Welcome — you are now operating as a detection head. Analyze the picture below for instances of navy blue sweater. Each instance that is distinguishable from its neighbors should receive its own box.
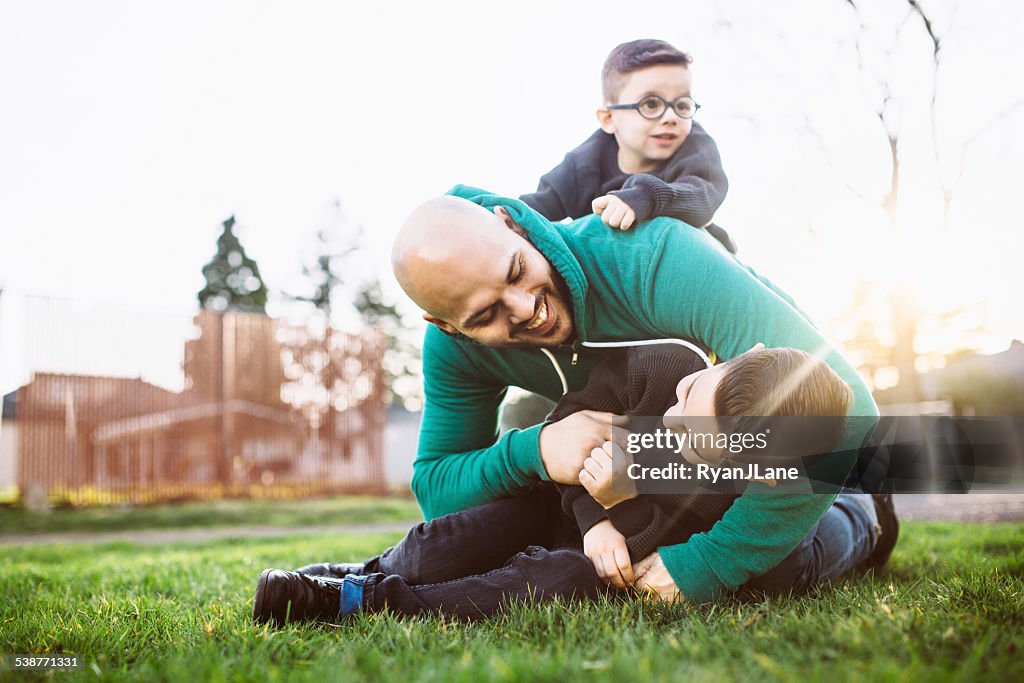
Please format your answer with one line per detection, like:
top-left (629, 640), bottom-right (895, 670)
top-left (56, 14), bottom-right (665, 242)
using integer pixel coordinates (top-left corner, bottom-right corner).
top-left (520, 122), bottom-right (736, 252)
top-left (548, 344), bottom-right (741, 562)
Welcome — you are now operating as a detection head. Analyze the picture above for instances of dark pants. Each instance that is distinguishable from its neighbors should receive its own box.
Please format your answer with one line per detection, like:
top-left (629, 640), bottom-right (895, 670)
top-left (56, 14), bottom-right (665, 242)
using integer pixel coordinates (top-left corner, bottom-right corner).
top-left (356, 487), bottom-right (607, 620)
top-left (349, 489), bottom-right (878, 620)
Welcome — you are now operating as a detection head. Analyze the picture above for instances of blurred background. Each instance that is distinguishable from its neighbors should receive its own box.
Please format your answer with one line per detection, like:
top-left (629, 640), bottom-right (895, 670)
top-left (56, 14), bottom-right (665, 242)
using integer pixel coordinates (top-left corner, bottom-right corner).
top-left (1, 0), bottom-right (1022, 507)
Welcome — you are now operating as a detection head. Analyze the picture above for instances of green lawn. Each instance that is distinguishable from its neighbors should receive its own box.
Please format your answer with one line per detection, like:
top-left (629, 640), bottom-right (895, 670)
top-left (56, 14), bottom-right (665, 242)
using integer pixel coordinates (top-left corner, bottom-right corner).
top-left (2, 522), bottom-right (1022, 682)
top-left (0, 496), bottom-right (422, 536)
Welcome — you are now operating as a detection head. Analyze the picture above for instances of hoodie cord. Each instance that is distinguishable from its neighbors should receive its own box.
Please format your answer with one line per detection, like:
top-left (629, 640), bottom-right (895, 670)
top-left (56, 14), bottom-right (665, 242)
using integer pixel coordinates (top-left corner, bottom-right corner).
top-left (581, 338), bottom-right (715, 369)
top-left (540, 348), bottom-right (569, 395)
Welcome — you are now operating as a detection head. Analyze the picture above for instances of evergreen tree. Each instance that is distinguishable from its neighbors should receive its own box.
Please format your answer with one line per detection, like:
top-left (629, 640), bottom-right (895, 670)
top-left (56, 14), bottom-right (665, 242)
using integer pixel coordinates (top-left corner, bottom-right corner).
top-left (197, 215), bottom-right (269, 313)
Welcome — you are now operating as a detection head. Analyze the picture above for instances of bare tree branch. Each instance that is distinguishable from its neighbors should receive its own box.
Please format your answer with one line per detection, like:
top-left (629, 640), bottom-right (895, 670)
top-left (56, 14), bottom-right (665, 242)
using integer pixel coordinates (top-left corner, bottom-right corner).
top-left (960, 97), bottom-right (1024, 159)
top-left (796, 111), bottom-right (870, 204)
top-left (923, 2), bottom-right (1024, 217)
top-left (944, 97), bottom-right (1024, 205)
top-left (904, 0), bottom-right (948, 221)
top-left (906, 0), bottom-right (941, 59)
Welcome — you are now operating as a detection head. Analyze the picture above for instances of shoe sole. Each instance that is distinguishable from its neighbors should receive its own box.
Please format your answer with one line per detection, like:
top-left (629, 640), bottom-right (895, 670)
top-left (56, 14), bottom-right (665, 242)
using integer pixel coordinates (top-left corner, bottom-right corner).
top-left (869, 495), bottom-right (899, 569)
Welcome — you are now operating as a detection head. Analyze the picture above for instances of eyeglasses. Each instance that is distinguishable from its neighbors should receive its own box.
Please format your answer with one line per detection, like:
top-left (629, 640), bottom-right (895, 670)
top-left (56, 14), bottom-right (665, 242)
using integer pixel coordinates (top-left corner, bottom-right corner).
top-left (606, 95), bottom-right (700, 120)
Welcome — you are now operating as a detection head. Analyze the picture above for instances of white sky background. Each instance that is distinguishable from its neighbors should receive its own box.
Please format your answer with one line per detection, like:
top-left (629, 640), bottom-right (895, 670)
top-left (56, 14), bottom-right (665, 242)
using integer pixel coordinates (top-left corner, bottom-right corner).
top-left (1, 0), bottom-right (1022, 394)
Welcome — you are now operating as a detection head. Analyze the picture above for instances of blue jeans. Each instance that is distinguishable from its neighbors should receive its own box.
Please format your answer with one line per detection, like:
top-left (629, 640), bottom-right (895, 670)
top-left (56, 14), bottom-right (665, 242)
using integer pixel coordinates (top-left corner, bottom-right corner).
top-left (349, 488), bottom-right (878, 619)
top-left (742, 490), bottom-right (880, 595)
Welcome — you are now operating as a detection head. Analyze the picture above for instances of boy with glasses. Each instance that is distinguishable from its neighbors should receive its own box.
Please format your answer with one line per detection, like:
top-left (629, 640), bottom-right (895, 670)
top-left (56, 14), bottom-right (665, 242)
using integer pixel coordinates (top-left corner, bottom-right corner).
top-left (521, 39), bottom-right (735, 252)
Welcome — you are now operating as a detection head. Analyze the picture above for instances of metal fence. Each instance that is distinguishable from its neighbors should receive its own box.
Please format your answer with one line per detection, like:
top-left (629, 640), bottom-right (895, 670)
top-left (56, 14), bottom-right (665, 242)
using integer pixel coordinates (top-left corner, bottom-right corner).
top-left (0, 294), bottom-right (387, 505)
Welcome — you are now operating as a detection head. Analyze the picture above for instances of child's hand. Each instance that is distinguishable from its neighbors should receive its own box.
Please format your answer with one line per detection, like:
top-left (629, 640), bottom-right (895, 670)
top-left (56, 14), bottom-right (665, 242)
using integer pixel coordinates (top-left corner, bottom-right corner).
top-left (579, 440), bottom-right (637, 509)
top-left (583, 519), bottom-right (634, 589)
top-left (592, 195), bottom-right (637, 230)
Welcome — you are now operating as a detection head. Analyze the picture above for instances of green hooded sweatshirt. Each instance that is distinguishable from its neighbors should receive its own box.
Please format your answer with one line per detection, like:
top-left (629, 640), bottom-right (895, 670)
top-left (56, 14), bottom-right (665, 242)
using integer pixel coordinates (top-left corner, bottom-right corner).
top-left (413, 185), bottom-right (879, 603)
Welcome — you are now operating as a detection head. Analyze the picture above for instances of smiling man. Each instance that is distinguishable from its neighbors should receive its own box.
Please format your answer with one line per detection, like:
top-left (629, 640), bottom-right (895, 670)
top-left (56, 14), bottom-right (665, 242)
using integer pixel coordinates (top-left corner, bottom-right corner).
top-left (394, 200), bottom-right (575, 347)
top-left (388, 185), bottom-right (887, 603)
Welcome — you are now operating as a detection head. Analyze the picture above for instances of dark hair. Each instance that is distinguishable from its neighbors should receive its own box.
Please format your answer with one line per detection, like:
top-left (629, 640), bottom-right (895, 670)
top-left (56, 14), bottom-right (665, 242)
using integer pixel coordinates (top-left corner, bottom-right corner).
top-left (602, 39), bottom-right (693, 103)
top-left (713, 348), bottom-right (853, 462)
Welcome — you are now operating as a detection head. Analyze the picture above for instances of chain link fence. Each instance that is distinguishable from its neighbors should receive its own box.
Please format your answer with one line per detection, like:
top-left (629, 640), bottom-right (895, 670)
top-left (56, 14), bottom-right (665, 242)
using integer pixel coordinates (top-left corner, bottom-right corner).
top-left (0, 294), bottom-right (387, 505)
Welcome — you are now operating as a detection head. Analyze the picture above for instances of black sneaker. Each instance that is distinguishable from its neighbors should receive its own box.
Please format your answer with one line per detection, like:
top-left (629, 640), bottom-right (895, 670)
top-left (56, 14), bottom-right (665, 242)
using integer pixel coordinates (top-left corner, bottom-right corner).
top-left (253, 569), bottom-right (343, 626)
top-left (867, 490), bottom-right (899, 569)
top-left (294, 562), bottom-right (366, 579)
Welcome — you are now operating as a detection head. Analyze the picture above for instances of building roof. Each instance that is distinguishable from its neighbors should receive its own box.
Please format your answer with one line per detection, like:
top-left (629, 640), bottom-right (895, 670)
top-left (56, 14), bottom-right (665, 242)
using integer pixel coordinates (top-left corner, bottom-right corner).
top-left (1, 373), bottom-right (180, 421)
top-left (1, 389), bottom-right (16, 420)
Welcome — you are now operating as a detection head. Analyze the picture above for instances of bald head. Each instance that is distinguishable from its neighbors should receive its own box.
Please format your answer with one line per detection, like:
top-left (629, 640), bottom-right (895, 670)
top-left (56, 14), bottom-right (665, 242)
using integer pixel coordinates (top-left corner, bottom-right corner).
top-left (392, 196), bottom-right (512, 315)
top-left (390, 195), bottom-right (575, 347)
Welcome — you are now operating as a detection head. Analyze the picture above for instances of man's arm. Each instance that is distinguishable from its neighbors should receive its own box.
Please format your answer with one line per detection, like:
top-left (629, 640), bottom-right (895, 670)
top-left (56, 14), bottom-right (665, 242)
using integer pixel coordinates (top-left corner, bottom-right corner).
top-left (640, 225), bottom-right (878, 602)
top-left (412, 327), bottom-right (547, 520)
top-left (610, 121), bottom-right (728, 228)
top-left (657, 483), bottom-right (838, 603)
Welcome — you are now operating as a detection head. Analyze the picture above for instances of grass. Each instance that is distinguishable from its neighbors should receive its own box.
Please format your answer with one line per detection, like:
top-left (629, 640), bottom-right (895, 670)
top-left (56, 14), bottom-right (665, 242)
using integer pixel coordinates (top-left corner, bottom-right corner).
top-left (1, 521), bottom-right (1022, 682)
top-left (0, 496), bottom-right (423, 536)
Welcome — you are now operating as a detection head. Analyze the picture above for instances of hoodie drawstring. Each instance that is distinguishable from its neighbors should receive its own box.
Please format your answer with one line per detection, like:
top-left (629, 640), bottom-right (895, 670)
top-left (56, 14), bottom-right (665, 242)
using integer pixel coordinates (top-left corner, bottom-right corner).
top-left (581, 338), bottom-right (715, 369)
top-left (539, 337), bottom-right (714, 398)
top-left (540, 348), bottom-right (569, 396)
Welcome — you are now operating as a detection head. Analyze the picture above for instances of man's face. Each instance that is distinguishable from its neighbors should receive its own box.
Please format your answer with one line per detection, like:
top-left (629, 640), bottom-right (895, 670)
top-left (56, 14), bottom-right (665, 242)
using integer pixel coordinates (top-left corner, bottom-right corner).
top-left (598, 64), bottom-right (694, 174)
top-left (422, 209), bottom-right (575, 347)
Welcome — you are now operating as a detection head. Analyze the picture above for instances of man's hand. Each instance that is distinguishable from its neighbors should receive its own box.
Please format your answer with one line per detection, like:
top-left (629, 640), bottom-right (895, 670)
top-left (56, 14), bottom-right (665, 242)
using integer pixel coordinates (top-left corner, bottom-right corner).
top-left (579, 440), bottom-right (637, 508)
top-left (583, 519), bottom-right (634, 589)
top-left (539, 411), bottom-right (629, 484)
top-left (633, 552), bottom-right (682, 603)
top-left (592, 195), bottom-right (637, 231)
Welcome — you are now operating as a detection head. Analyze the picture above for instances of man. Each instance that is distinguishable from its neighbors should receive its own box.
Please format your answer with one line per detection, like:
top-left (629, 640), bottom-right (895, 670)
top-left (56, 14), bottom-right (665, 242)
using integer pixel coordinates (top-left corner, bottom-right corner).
top-left (385, 185), bottom-right (889, 603)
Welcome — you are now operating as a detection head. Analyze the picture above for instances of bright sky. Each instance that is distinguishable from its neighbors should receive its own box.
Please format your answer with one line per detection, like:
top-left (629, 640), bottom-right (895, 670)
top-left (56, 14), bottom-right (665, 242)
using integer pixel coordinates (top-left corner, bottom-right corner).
top-left (1, 0), bottom-right (1022, 394)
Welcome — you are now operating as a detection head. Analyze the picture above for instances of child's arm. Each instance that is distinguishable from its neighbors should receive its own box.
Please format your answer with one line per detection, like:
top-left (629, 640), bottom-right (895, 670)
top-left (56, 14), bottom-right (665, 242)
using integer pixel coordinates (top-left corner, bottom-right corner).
top-left (558, 482), bottom-right (608, 537)
top-left (546, 348), bottom-right (635, 538)
top-left (557, 478), bottom-right (639, 589)
top-left (520, 131), bottom-right (611, 221)
top-left (520, 167), bottom-right (575, 222)
top-left (603, 121), bottom-right (728, 229)
top-left (580, 442), bottom-right (680, 563)
top-left (560, 454), bottom-right (674, 589)
top-left (582, 519), bottom-right (634, 589)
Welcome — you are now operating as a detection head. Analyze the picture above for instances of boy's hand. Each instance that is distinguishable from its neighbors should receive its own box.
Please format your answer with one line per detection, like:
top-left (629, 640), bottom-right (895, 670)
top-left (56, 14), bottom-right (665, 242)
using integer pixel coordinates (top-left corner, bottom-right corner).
top-left (583, 519), bottom-right (634, 589)
top-left (633, 552), bottom-right (682, 603)
top-left (579, 440), bottom-right (637, 509)
top-left (592, 195), bottom-right (637, 230)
